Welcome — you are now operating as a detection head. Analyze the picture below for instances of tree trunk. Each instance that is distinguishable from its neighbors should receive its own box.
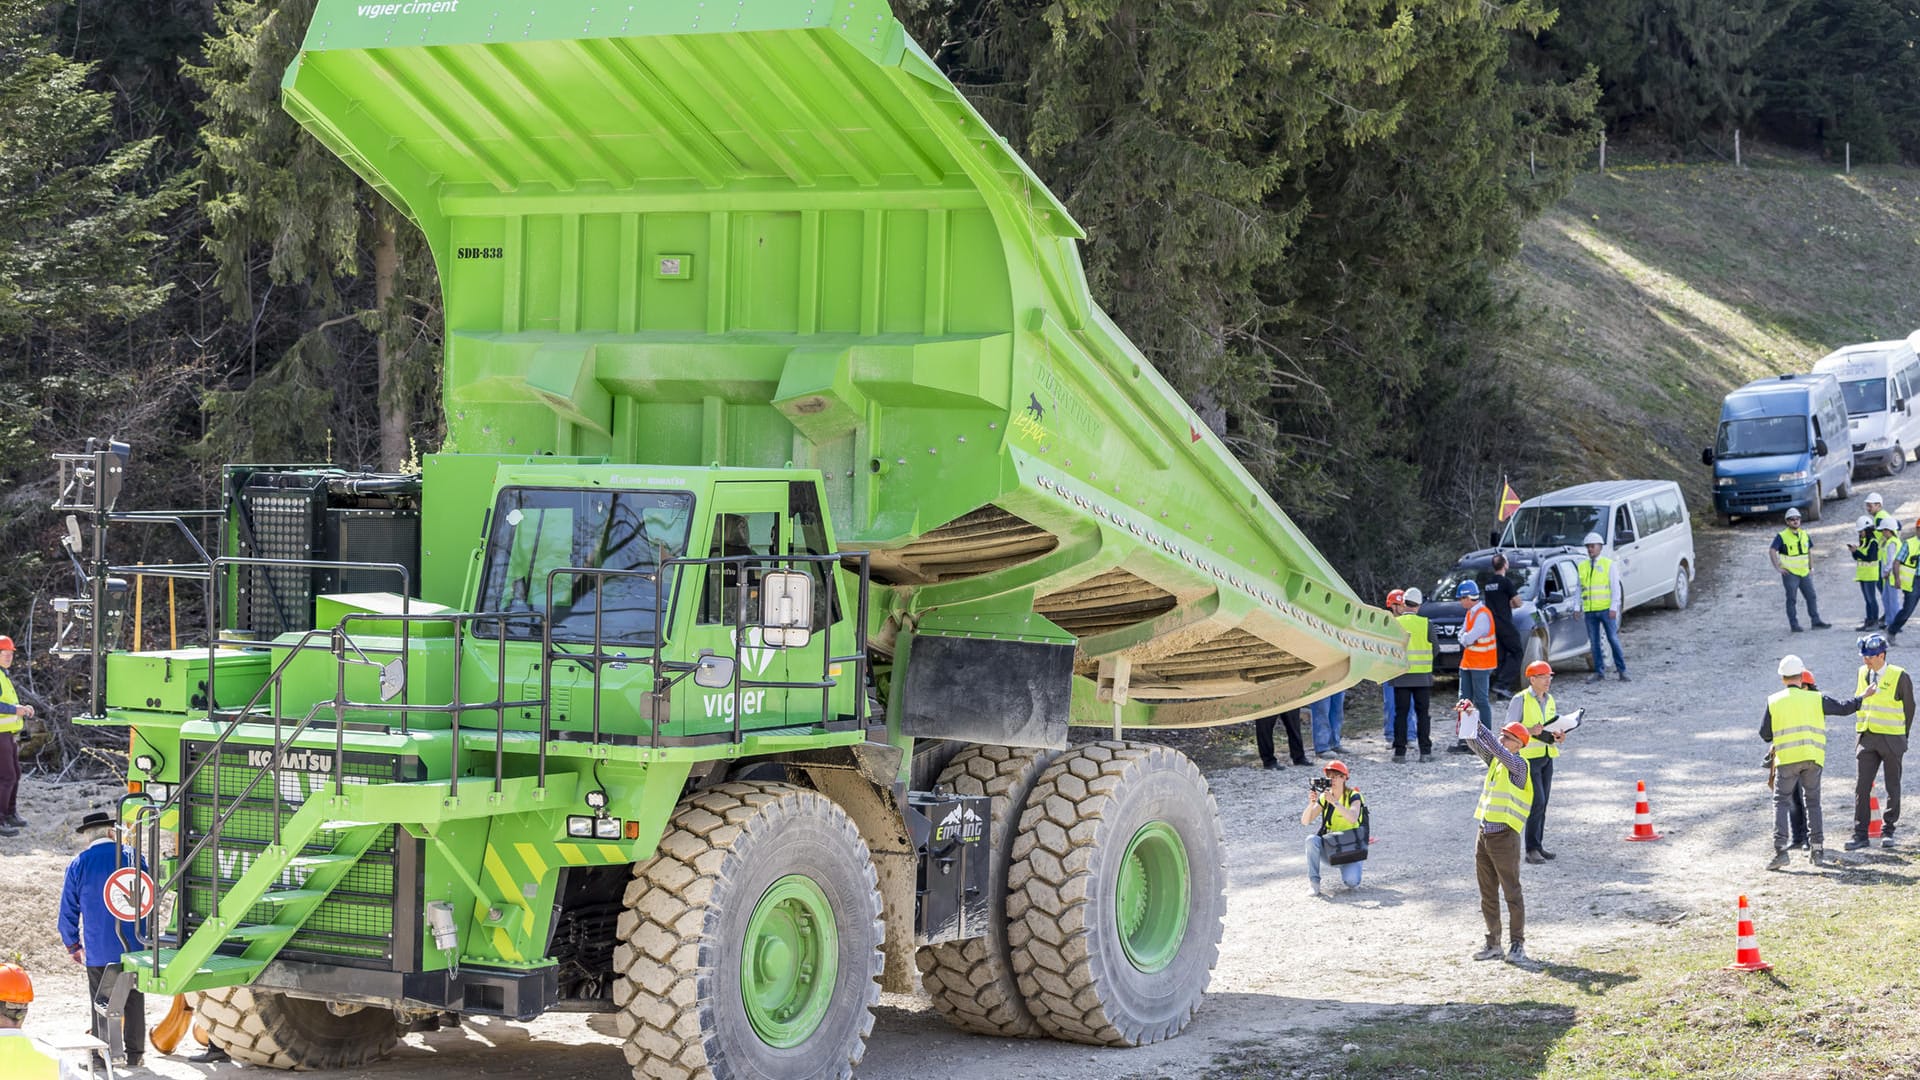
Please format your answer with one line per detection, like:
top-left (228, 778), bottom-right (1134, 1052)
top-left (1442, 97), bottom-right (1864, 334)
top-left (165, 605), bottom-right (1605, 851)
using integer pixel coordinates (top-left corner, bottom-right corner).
top-left (373, 205), bottom-right (407, 471)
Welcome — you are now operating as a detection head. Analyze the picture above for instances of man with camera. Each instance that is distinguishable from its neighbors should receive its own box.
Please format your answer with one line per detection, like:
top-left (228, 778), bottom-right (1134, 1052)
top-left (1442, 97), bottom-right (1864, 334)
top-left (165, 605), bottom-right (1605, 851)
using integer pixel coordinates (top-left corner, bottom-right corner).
top-left (1301, 760), bottom-right (1367, 895)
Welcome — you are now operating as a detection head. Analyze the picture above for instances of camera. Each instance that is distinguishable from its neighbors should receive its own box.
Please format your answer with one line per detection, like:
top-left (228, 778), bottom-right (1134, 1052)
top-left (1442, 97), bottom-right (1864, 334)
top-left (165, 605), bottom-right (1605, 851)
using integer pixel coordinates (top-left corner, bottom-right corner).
top-left (1310, 776), bottom-right (1332, 793)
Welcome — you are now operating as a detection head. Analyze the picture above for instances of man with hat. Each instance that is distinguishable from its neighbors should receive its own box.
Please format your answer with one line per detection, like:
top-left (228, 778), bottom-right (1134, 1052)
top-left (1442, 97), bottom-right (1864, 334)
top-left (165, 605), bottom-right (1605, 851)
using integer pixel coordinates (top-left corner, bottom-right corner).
top-left (1470, 717), bottom-right (1536, 964)
top-left (1880, 518), bottom-right (1907, 638)
top-left (1866, 492), bottom-right (1893, 535)
top-left (1300, 759), bottom-right (1367, 895)
top-left (1848, 515), bottom-right (1885, 630)
top-left (1886, 520), bottom-right (1920, 643)
top-left (1762, 655), bottom-right (1863, 869)
top-left (1770, 508), bottom-right (1830, 632)
top-left (0, 962), bottom-right (65, 1079)
top-left (1846, 634), bottom-right (1913, 851)
top-left (1388, 588), bottom-right (1437, 754)
top-left (1577, 533), bottom-right (1629, 683)
top-left (1507, 661), bottom-right (1572, 864)
top-left (0, 635), bottom-right (36, 836)
top-left (1454, 580), bottom-right (1497, 764)
top-left (58, 809), bottom-right (147, 1069)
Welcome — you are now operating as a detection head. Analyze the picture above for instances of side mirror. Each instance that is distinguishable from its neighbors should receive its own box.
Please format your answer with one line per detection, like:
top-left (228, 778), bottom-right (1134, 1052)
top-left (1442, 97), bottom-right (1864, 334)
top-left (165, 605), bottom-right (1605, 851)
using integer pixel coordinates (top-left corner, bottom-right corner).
top-left (693, 653), bottom-right (737, 689)
top-left (1543, 588), bottom-right (1565, 604)
top-left (1700, 448), bottom-right (1714, 466)
top-left (1815, 438), bottom-right (1829, 457)
top-left (759, 569), bottom-right (814, 648)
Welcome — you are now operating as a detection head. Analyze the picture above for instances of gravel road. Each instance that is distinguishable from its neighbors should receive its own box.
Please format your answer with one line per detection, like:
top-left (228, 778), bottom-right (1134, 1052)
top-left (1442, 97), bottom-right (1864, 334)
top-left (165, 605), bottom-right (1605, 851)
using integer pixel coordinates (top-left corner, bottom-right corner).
top-left (6, 476), bottom-right (1915, 1079)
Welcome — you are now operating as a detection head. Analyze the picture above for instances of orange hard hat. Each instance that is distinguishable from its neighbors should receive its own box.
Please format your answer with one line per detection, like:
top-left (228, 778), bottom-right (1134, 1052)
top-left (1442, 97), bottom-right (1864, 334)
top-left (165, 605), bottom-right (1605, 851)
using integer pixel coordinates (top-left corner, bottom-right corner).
top-left (0, 636), bottom-right (16, 652)
top-left (1501, 721), bottom-right (1532, 747)
top-left (1525, 660), bottom-right (1553, 678)
top-left (0, 962), bottom-right (32, 1005)
top-left (1385, 589), bottom-right (1405, 607)
top-left (1322, 759), bottom-right (1349, 777)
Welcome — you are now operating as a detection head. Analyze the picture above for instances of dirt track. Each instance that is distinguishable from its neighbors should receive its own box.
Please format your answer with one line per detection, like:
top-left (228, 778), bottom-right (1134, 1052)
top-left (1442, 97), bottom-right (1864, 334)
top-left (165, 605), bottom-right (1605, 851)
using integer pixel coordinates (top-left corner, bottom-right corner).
top-left (6, 478), bottom-right (1915, 1079)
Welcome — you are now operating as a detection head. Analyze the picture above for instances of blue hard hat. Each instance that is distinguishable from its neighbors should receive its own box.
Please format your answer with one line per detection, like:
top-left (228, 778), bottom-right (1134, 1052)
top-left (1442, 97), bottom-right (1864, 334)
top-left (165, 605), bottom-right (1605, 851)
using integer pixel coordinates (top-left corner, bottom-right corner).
top-left (1455, 580), bottom-right (1481, 600)
top-left (1861, 633), bottom-right (1889, 657)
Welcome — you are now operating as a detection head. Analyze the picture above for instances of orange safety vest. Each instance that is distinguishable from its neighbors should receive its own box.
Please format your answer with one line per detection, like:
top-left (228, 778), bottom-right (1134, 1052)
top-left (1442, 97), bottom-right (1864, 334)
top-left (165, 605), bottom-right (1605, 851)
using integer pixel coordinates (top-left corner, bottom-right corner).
top-left (1460, 602), bottom-right (1498, 671)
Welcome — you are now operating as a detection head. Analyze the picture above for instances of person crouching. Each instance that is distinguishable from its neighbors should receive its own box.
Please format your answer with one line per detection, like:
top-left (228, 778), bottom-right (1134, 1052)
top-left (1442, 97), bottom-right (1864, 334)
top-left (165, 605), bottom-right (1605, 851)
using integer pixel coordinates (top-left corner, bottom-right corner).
top-left (1302, 760), bottom-right (1367, 896)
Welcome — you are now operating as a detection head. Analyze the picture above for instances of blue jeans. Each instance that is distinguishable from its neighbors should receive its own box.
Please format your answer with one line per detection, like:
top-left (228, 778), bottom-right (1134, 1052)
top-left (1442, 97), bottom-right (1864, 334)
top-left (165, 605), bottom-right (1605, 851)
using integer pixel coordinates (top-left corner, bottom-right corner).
top-left (1310, 692), bottom-right (1346, 753)
top-left (1382, 682), bottom-right (1401, 740)
top-left (1862, 580), bottom-right (1883, 625)
top-left (1460, 669), bottom-right (1493, 736)
top-left (1781, 572), bottom-right (1822, 629)
top-left (1887, 585), bottom-right (1907, 631)
top-left (1585, 611), bottom-right (1626, 674)
top-left (1306, 833), bottom-right (1364, 888)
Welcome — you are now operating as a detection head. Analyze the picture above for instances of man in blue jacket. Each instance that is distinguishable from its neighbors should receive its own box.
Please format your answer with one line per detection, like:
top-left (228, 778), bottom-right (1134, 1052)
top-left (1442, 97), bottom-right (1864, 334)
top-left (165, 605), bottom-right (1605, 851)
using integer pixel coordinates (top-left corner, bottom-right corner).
top-left (58, 810), bottom-right (146, 1069)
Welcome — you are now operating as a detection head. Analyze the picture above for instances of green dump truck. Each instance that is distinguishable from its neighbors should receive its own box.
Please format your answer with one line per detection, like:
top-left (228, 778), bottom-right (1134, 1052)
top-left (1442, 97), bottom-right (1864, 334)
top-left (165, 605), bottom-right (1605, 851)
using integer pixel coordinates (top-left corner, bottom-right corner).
top-left (51, 2), bottom-right (1406, 1076)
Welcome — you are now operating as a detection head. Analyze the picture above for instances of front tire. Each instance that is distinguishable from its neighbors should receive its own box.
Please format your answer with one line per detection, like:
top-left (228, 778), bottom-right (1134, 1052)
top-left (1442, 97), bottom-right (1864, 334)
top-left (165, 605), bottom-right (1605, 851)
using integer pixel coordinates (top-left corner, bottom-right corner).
top-left (193, 986), bottom-right (401, 1070)
top-left (612, 782), bottom-right (884, 1080)
top-left (1805, 486), bottom-right (1824, 522)
top-left (1007, 741), bottom-right (1225, 1047)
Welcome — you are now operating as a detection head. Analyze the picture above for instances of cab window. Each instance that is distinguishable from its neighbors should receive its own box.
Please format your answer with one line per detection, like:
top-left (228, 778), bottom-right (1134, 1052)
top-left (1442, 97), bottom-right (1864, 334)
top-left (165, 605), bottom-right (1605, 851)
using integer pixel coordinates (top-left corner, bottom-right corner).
top-left (699, 512), bottom-right (780, 625)
top-left (1613, 505), bottom-right (1636, 545)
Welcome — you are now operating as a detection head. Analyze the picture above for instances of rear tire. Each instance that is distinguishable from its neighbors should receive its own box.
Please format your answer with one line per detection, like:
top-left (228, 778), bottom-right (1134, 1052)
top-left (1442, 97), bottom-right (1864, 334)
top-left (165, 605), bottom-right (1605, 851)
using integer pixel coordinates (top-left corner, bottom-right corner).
top-left (916, 745), bottom-right (1057, 1038)
top-left (1007, 741), bottom-right (1225, 1047)
top-left (1838, 471), bottom-right (1854, 499)
top-left (193, 986), bottom-right (401, 1070)
top-left (1891, 448), bottom-right (1907, 476)
top-left (612, 782), bottom-right (884, 1080)
top-left (1665, 563), bottom-right (1690, 610)
top-left (1805, 486), bottom-right (1824, 522)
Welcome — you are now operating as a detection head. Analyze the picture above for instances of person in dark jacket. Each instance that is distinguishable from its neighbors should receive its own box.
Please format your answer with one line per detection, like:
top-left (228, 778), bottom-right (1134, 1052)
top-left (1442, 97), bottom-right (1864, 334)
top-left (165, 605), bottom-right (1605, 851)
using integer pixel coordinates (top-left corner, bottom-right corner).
top-left (59, 810), bottom-right (147, 1069)
top-left (1761, 657), bottom-right (1861, 870)
top-left (1254, 708), bottom-right (1309, 769)
top-left (1479, 553), bottom-right (1526, 698)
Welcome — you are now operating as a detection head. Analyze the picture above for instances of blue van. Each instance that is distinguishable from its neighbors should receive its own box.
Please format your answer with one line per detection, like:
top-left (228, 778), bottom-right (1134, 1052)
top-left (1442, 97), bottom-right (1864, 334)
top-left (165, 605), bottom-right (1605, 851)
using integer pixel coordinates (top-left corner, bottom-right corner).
top-left (1702, 373), bottom-right (1855, 524)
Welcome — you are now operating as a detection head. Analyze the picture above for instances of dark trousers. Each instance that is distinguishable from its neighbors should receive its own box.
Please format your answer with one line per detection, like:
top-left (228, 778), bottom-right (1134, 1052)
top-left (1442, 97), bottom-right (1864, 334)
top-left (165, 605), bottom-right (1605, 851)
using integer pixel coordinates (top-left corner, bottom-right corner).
top-left (1892, 588), bottom-right (1920, 636)
top-left (1255, 709), bottom-right (1307, 766)
top-left (0, 730), bottom-right (17, 819)
top-left (1523, 756), bottom-right (1555, 853)
top-left (87, 963), bottom-right (145, 1061)
top-left (1492, 628), bottom-right (1523, 694)
top-left (1474, 825), bottom-right (1525, 948)
top-left (1861, 580), bottom-right (1883, 625)
top-left (1788, 783), bottom-right (1808, 847)
top-left (1773, 761), bottom-right (1824, 850)
top-left (1854, 732), bottom-right (1906, 839)
top-left (1390, 686), bottom-right (1431, 754)
top-left (1782, 571), bottom-right (1823, 629)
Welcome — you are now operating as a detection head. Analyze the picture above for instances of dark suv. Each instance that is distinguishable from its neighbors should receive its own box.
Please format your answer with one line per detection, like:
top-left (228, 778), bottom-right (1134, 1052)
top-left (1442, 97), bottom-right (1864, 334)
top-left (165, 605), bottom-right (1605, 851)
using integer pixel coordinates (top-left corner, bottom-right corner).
top-left (1419, 548), bottom-right (1598, 676)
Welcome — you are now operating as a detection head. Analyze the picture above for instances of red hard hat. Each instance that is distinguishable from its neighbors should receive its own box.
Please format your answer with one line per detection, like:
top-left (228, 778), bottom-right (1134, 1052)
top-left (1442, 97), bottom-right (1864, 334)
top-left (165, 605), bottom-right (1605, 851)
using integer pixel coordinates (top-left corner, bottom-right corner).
top-left (0, 636), bottom-right (16, 652)
top-left (1385, 589), bottom-right (1405, 607)
top-left (1322, 759), bottom-right (1349, 777)
top-left (1501, 721), bottom-right (1532, 747)
top-left (1525, 660), bottom-right (1553, 678)
top-left (0, 961), bottom-right (32, 1005)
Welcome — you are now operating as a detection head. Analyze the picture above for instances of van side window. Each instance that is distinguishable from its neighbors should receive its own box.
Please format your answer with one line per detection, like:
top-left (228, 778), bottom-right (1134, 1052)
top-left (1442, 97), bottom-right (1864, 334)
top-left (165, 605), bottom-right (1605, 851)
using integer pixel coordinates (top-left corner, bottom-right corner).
top-left (1614, 505), bottom-right (1636, 544)
top-left (1653, 488), bottom-right (1686, 532)
top-left (1630, 495), bottom-right (1662, 536)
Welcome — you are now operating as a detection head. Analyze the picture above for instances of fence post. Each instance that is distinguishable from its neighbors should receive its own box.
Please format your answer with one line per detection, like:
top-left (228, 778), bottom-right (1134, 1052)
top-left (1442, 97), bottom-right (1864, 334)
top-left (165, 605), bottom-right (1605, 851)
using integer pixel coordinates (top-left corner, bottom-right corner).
top-left (1846, 142), bottom-right (1852, 174)
top-left (1530, 145), bottom-right (1536, 179)
top-left (1735, 129), bottom-right (1741, 168)
top-left (1599, 129), bottom-right (1607, 172)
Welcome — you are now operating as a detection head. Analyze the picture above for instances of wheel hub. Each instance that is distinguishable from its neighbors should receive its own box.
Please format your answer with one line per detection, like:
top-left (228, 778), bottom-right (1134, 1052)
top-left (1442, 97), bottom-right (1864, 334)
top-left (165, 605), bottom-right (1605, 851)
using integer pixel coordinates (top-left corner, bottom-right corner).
top-left (1114, 821), bottom-right (1191, 974)
top-left (741, 874), bottom-right (838, 1048)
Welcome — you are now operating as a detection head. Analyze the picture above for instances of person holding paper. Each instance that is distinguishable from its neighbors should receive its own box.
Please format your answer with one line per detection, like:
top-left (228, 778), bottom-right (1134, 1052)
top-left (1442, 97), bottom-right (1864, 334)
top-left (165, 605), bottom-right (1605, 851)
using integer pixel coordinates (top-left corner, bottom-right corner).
top-left (1509, 661), bottom-right (1569, 864)
top-left (1470, 720), bottom-right (1535, 965)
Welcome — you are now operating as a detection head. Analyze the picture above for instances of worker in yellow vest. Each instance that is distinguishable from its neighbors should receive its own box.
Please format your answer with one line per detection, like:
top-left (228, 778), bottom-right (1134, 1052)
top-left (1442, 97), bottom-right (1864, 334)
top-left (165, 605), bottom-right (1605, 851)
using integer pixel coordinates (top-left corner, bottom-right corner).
top-left (1848, 515), bottom-right (1884, 631)
top-left (0, 963), bottom-right (63, 1080)
top-left (1576, 533), bottom-right (1628, 683)
top-left (1886, 522), bottom-right (1920, 644)
top-left (1879, 519), bottom-right (1906, 638)
top-left (1763, 654), bottom-right (1862, 870)
top-left (0, 635), bottom-right (34, 837)
top-left (1846, 634), bottom-right (1913, 851)
top-left (1388, 588), bottom-right (1436, 759)
top-left (1770, 508), bottom-right (1830, 632)
top-left (1509, 661), bottom-right (1571, 864)
top-left (1470, 719), bottom-right (1535, 965)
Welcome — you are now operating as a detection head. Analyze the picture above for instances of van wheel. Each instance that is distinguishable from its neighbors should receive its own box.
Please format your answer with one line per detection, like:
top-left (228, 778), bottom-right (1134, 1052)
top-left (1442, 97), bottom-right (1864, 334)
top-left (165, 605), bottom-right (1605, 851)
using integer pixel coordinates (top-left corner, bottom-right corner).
top-left (1522, 632), bottom-right (1548, 669)
top-left (1665, 563), bottom-right (1690, 610)
top-left (1715, 512), bottom-right (1733, 528)
top-left (1804, 487), bottom-right (1824, 522)
top-left (1837, 473), bottom-right (1853, 499)
top-left (1890, 448), bottom-right (1906, 476)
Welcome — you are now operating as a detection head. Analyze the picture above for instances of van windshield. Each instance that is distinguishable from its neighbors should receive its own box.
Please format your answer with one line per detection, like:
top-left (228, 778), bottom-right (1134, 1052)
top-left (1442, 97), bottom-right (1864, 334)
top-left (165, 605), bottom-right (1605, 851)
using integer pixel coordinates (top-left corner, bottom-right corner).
top-left (1502, 506), bottom-right (1605, 548)
top-left (1716, 417), bottom-right (1809, 458)
top-left (1842, 378), bottom-right (1887, 415)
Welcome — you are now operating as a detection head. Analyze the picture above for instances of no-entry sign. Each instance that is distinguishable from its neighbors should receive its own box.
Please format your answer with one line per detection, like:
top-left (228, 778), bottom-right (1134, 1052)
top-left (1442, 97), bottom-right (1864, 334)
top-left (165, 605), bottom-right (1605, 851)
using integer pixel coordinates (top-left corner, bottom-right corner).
top-left (102, 866), bottom-right (154, 922)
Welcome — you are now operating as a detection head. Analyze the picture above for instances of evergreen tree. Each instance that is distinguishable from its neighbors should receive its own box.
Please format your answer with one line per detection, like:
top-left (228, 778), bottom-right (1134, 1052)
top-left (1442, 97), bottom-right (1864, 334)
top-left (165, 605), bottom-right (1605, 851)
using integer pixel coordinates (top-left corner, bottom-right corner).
top-left (192, 0), bottom-right (439, 469)
top-left (1754, 0), bottom-right (1920, 161)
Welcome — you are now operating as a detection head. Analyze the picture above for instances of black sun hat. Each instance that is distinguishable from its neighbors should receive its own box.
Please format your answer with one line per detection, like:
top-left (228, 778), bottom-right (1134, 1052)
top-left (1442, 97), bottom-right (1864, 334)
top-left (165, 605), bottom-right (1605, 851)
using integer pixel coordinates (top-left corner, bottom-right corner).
top-left (76, 810), bottom-right (114, 834)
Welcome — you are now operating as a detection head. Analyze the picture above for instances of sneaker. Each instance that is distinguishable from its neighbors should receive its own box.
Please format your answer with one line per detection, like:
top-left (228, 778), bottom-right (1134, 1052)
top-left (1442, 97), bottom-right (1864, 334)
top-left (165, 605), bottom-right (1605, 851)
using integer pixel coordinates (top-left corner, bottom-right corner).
top-left (1525, 850), bottom-right (1546, 864)
top-left (1419, 753), bottom-right (1435, 763)
top-left (123, 1055), bottom-right (142, 1070)
top-left (1472, 944), bottom-right (1504, 961)
top-left (1330, 743), bottom-right (1346, 753)
top-left (189, 1046), bottom-right (231, 1064)
top-left (0, 826), bottom-right (15, 838)
top-left (1844, 837), bottom-right (1871, 851)
top-left (1859, 621), bottom-right (1880, 631)
top-left (1308, 880), bottom-right (1322, 897)
top-left (1392, 752), bottom-right (1407, 763)
top-left (1538, 849), bottom-right (1557, 860)
top-left (1506, 944), bottom-right (1530, 965)
top-left (1813, 621), bottom-right (1833, 629)
top-left (1448, 741), bottom-right (1472, 754)
top-left (1586, 672), bottom-right (1606, 684)
top-left (1261, 760), bottom-right (1281, 770)
top-left (1790, 625), bottom-right (1805, 633)
top-left (1617, 671), bottom-right (1631, 682)
top-left (1811, 848), bottom-right (1830, 867)
top-left (1767, 849), bottom-right (1790, 870)
top-left (2, 815), bottom-right (22, 828)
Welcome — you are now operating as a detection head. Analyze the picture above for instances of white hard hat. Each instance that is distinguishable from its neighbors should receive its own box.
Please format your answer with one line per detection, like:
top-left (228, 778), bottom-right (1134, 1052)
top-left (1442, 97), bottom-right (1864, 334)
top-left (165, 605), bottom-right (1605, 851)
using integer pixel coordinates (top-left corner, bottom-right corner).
top-left (1868, 492), bottom-right (1885, 505)
top-left (1785, 507), bottom-right (1802, 520)
top-left (1582, 532), bottom-right (1605, 546)
top-left (1778, 654), bottom-right (1807, 678)
top-left (1859, 516), bottom-right (1876, 530)
top-left (1402, 587), bottom-right (1424, 606)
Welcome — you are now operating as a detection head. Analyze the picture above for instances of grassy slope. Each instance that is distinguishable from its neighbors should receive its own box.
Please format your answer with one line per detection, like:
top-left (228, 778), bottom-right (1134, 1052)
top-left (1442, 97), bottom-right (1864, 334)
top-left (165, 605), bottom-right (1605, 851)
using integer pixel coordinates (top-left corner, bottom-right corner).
top-left (1500, 149), bottom-right (1920, 501)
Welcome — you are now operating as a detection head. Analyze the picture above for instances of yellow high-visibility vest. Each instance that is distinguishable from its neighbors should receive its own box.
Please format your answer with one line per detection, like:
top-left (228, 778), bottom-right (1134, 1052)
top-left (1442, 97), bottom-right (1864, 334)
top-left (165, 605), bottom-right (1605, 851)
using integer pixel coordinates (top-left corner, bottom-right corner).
top-left (1901, 537), bottom-right (1920, 592)
top-left (1856, 663), bottom-right (1907, 736)
top-left (1576, 557), bottom-right (1614, 613)
top-left (1858, 535), bottom-right (1883, 583)
top-left (0, 670), bottom-right (19, 736)
top-left (1319, 788), bottom-right (1365, 833)
top-left (1475, 754), bottom-right (1534, 833)
top-left (0, 1033), bottom-right (59, 1080)
top-left (1767, 687), bottom-right (1827, 768)
top-left (1516, 691), bottom-right (1560, 760)
top-left (1396, 613), bottom-right (1432, 675)
top-left (1777, 529), bottom-right (1811, 576)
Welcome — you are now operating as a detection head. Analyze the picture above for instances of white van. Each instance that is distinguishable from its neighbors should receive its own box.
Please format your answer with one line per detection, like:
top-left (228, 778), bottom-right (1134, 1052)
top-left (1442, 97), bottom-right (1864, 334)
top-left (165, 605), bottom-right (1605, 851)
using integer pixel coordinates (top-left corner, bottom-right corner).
top-left (1820, 340), bottom-right (1920, 476)
top-left (1494, 480), bottom-right (1697, 611)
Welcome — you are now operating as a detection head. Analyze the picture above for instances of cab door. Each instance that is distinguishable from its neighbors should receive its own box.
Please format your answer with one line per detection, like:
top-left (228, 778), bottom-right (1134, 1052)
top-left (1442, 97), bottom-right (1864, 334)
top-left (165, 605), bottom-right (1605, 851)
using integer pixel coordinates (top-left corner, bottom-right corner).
top-left (685, 482), bottom-right (790, 736)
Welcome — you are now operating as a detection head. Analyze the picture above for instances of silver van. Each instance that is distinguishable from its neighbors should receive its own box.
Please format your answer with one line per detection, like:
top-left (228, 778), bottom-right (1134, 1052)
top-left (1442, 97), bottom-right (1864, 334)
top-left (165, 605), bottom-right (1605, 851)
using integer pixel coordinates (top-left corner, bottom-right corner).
top-left (1494, 480), bottom-right (1697, 611)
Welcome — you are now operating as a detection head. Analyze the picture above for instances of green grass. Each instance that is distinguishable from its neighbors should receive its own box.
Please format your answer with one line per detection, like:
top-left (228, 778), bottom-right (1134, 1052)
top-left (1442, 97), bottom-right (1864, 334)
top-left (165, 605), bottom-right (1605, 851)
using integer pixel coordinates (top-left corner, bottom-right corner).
top-left (1194, 857), bottom-right (1920, 1079)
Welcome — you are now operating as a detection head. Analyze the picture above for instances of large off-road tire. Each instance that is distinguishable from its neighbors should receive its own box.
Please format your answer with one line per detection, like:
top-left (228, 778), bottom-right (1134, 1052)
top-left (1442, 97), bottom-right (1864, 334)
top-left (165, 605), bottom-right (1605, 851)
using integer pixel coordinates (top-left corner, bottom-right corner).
top-left (612, 781), bottom-right (884, 1080)
top-left (192, 986), bottom-right (402, 1070)
top-left (915, 745), bottom-right (1058, 1038)
top-left (1007, 741), bottom-right (1225, 1047)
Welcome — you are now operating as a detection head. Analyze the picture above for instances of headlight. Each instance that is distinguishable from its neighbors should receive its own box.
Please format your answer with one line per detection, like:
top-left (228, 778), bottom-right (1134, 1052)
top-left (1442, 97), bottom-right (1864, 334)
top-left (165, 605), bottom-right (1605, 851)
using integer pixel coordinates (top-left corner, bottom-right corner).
top-left (1865, 437), bottom-right (1893, 450)
top-left (1779, 470), bottom-right (1811, 482)
top-left (1717, 477), bottom-right (1735, 487)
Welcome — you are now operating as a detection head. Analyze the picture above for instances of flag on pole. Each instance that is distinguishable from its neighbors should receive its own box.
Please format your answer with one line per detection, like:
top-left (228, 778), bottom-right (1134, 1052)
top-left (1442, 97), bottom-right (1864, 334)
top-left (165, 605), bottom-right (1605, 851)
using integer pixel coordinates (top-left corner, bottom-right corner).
top-left (1498, 480), bottom-right (1523, 521)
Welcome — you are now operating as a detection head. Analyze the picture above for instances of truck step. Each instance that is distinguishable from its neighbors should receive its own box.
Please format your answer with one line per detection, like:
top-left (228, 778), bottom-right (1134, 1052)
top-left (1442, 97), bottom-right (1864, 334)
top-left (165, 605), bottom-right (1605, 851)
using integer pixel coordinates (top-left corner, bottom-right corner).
top-left (127, 950), bottom-right (262, 979)
top-left (257, 889), bottom-right (325, 905)
top-left (286, 853), bottom-right (358, 870)
top-left (225, 923), bottom-right (297, 942)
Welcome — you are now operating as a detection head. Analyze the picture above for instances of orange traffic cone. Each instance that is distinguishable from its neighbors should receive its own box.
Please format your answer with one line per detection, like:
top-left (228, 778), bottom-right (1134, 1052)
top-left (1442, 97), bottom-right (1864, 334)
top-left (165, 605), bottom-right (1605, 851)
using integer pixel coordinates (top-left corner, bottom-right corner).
top-left (1624, 779), bottom-right (1663, 841)
top-left (1726, 894), bottom-right (1772, 972)
top-left (1869, 786), bottom-right (1884, 839)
